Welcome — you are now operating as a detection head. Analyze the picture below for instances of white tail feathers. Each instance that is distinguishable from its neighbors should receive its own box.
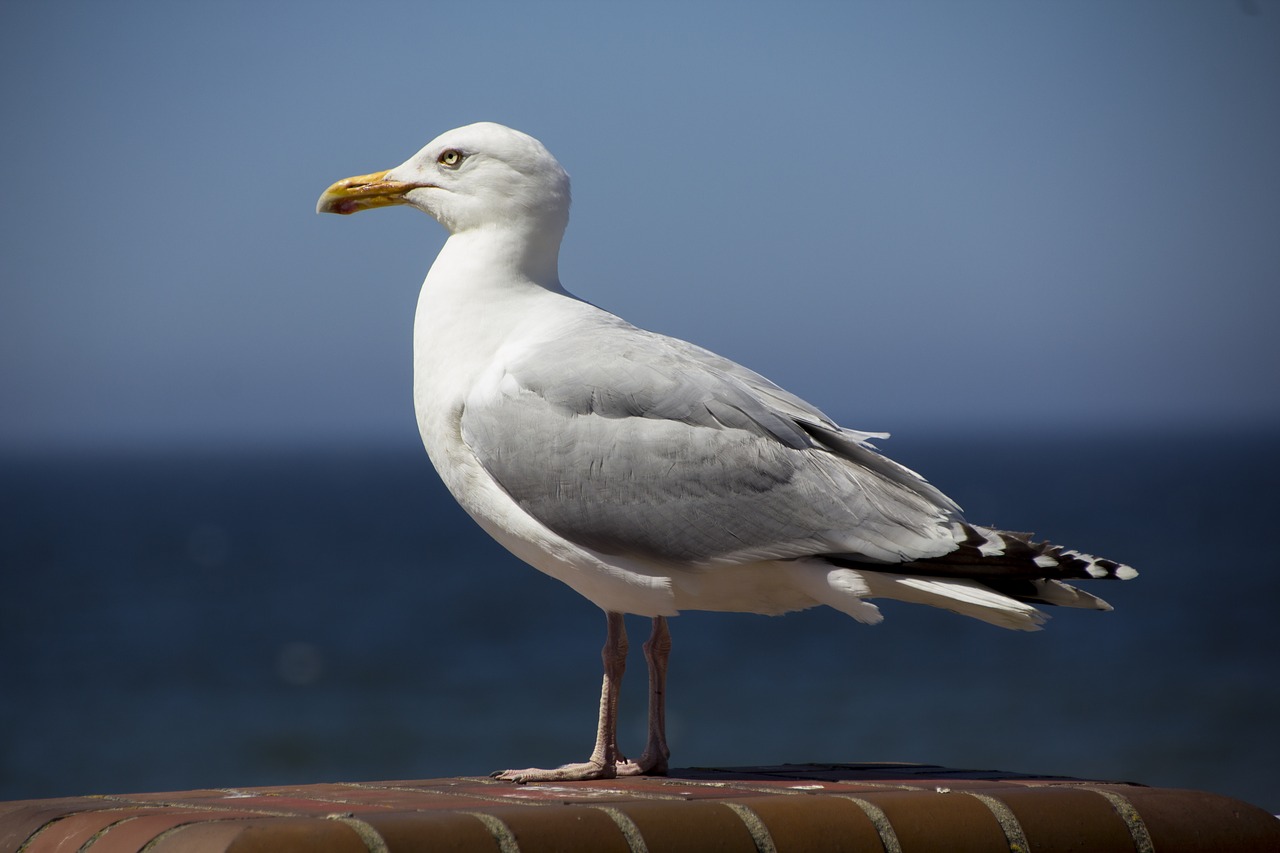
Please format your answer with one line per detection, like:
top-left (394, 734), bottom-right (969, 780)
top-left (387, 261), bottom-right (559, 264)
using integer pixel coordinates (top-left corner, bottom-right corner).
top-left (798, 522), bottom-right (1135, 631)
top-left (789, 563), bottom-right (1048, 632)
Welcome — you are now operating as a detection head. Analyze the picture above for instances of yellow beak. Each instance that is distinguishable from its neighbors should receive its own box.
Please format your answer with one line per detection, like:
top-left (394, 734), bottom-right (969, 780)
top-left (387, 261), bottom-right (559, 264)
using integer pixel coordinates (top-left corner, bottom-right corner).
top-left (316, 170), bottom-right (429, 215)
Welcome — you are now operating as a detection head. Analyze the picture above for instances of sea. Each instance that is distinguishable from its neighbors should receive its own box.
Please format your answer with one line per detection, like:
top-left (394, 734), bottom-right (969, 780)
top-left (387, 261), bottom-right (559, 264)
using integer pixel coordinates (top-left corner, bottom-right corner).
top-left (2, 428), bottom-right (1277, 814)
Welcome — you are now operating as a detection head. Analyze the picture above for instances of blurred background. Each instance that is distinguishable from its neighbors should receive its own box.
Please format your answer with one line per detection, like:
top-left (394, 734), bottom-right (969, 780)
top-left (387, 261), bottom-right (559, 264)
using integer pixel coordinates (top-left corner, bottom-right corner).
top-left (2, 0), bottom-right (1278, 814)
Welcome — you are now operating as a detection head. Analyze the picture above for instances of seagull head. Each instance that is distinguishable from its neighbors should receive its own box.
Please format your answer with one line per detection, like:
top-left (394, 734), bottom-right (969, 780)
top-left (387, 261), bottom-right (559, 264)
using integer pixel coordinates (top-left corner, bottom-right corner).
top-left (317, 122), bottom-right (572, 239)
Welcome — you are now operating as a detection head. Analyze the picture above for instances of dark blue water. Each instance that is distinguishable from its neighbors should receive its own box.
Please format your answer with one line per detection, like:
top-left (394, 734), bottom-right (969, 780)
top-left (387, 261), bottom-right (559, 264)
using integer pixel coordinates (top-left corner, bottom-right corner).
top-left (2, 430), bottom-right (1277, 813)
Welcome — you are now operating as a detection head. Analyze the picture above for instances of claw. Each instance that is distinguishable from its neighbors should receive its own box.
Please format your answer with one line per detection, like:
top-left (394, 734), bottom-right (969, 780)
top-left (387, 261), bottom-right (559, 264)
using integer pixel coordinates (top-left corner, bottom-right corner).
top-left (492, 760), bottom-right (618, 783)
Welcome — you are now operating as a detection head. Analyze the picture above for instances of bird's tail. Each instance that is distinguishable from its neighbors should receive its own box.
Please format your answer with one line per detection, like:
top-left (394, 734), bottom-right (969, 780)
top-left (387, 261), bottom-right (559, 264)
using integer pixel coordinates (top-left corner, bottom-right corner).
top-left (803, 523), bottom-right (1137, 631)
top-left (896, 523), bottom-right (1138, 582)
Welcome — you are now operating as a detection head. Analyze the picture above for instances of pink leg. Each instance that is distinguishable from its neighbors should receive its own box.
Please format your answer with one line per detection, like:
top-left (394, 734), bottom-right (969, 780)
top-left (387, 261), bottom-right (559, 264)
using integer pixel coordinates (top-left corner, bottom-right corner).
top-left (493, 611), bottom-right (628, 783)
top-left (619, 616), bottom-right (671, 776)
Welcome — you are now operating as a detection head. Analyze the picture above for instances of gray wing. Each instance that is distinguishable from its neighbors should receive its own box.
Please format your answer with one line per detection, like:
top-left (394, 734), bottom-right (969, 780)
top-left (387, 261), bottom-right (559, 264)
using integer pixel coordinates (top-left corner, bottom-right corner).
top-left (461, 312), bottom-right (962, 567)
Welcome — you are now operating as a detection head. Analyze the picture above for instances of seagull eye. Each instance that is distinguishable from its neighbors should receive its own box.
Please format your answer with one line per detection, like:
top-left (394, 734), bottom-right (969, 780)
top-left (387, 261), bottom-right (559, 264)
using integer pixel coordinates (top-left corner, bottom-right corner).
top-left (438, 149), bottom-right (465, 168)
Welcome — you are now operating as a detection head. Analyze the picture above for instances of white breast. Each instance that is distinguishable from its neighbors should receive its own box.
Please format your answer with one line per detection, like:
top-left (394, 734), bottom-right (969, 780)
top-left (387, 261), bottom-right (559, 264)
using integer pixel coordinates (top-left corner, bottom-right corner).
top-left (410, 234), bottom-right (681, 616)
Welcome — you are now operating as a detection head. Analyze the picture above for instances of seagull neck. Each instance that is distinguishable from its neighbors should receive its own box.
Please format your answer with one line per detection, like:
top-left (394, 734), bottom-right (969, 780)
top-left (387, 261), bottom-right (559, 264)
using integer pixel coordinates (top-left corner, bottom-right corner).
top-left (433, 224), bottom-right (566, 293)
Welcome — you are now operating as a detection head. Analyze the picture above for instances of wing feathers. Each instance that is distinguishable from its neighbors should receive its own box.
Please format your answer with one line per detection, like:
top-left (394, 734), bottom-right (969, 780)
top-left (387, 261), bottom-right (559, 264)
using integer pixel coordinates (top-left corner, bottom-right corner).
top-left (461, 310), bottom-right (1134, 631)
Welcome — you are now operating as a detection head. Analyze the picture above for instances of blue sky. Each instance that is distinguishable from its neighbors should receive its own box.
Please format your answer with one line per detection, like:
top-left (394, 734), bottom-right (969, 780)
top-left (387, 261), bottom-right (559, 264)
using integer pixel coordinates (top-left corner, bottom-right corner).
top-left (2, 0), bottom-right (1277, 450)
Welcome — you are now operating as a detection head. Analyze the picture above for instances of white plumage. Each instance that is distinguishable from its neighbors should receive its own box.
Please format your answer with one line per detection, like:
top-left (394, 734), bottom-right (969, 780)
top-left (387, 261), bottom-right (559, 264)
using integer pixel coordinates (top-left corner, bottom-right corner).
top-left (318, 122), bottom-right (1136, 782)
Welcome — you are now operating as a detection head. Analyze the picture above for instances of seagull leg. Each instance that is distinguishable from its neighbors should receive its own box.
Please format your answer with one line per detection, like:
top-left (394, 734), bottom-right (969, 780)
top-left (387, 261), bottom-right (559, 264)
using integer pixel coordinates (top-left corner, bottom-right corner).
top-left (618, 616), bottom-right (671, 776)
top-left (493, 610), bottom-right (628, 782)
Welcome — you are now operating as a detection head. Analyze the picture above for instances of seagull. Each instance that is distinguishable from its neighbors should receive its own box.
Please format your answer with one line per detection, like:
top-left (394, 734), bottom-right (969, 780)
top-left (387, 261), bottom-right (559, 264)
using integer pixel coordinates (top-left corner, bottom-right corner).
top-left (317, 122), bottom-right (1136, 783)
